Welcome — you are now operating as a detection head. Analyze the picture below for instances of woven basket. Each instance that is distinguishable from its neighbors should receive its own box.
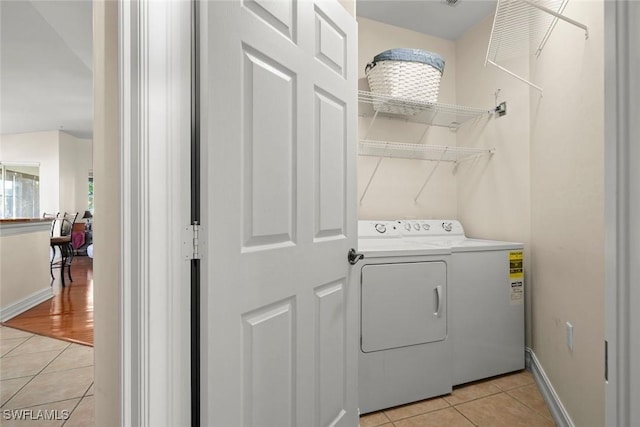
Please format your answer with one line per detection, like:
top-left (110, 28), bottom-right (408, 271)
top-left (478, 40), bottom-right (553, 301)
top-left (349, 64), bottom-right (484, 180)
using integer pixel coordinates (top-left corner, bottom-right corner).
top-left (365, 48), bottom-right (444, 113)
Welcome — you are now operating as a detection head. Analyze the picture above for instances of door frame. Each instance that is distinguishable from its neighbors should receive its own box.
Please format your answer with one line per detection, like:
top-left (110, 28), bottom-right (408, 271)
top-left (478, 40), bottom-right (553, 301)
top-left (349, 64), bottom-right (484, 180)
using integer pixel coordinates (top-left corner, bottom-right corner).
top-left (119, 1), bottom-right (192, 425)
top-left (94, 1), bottom-right (192, 426)
top-left (604, 1), bottom-right (639, 426)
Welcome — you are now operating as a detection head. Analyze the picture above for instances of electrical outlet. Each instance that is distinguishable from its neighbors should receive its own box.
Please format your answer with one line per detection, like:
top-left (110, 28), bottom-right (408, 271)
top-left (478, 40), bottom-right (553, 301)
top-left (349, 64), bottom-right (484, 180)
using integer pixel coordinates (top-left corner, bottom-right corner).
top-left (566, 322), bottom-right (574, 352)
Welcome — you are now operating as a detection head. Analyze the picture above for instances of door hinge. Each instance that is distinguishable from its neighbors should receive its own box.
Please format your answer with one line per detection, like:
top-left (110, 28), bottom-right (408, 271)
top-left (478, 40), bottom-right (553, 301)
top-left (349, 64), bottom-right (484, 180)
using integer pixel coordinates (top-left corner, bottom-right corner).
top-left (183, 221), bottom-right (201, 260)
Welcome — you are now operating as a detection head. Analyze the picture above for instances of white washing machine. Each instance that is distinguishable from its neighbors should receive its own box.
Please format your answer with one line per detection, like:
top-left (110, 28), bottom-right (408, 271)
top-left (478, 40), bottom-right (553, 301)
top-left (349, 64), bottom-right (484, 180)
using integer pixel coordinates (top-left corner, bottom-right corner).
top-left (355, 221), bottom-right (453, 414)
top-left (397, 219), bottom-right (525, 386)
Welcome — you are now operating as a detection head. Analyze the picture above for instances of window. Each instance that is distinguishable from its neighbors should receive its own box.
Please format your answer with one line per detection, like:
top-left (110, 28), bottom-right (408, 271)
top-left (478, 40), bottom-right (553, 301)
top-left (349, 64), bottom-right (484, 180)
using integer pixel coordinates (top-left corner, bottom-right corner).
top-left (88, 173), bottom-right (93, 213)
top-left (0, 163), bottom-right (40, 219)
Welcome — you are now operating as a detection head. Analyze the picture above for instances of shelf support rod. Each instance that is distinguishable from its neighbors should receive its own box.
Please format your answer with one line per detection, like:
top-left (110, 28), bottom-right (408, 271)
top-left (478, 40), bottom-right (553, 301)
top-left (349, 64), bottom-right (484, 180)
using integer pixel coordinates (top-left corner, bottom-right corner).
top-left (414, 148), bottom-right (448, 203)
top-left (519, 0), bottom-right (589, 40)
top-left (359, 156), bottom-right (384, 205)
top-left (417, 124), bottom-right (431, 144)
top-left (487, 59), bottom-right (543, 94)
top-left (452, 149), bottom-right (495, 173)
top-left (417, 110), bottom-right (438, 144)
top-left (534, 0), bottom-right (569, 56)
top-left (364, 109), bottom-right (380, 140)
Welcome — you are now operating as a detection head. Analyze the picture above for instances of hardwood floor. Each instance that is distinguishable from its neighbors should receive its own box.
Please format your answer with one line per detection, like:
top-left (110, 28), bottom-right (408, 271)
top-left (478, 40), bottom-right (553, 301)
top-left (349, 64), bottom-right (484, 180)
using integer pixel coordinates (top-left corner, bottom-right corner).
top-left (2, 256), bottom-right (94, 346)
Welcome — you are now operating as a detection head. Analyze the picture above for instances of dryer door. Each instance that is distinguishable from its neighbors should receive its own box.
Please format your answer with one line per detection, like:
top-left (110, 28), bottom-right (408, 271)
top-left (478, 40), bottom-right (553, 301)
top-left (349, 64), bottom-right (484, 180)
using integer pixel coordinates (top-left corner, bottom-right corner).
top-left (361, 261), bottom-right (447, 353)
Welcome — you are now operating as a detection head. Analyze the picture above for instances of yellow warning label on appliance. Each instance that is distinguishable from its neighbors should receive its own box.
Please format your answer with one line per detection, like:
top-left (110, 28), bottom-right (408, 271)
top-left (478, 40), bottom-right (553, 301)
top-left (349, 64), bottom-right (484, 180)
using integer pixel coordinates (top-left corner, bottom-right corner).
top-left (509, 251), bottom-right (523, 279)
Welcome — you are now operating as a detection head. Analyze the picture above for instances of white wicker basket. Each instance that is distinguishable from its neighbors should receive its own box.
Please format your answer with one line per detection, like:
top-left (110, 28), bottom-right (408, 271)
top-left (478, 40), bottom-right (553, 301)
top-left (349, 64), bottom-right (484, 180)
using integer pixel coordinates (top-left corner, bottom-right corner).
top-left (365, 49), bottom-right (445, 114)
top-left (366, 60), bottom-right (442, 104)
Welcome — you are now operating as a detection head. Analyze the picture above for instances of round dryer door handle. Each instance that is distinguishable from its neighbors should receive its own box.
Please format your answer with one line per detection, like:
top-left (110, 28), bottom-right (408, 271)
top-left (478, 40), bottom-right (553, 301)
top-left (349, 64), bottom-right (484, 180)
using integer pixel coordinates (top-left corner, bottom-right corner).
top-left (348, 248), bottom-right (364, 265)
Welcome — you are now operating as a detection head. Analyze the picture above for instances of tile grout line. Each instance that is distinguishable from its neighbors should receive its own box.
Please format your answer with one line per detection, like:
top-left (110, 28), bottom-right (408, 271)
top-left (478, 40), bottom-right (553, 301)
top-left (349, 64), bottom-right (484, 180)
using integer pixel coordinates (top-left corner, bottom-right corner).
top-left (505, 385), bottom-right (555, 421)
top-left (0, 336), bottom-right (31, 357)
top-left (452, 399), bottom-right (482, 427)
top-left (0, 377), bottom-right (34, 409)
top-left (61, 382), bottom-right (94, 427)
top-left (2, 369), bottom-right (92, 411)
top-left (1, 337), bottom-right (73, 409)
top-left (444, 389), bottom-right (503, 407)
top-left (1, 335), bottom-right (57, 409)
top-left (1, 334), bottom-right (36, 358)
top-left (382, 400), bottom-right (452, 423)
top-left (2, 335), bottom-right (72, 359)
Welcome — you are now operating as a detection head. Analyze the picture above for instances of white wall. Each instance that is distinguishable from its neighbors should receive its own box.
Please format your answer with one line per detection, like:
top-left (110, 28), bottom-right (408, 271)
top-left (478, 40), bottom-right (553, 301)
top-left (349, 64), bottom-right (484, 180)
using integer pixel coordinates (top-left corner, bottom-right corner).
top-left (0, 131), bottom-right (60, 214)
top-left (528, 2), bottom-right (604, 426)
top-left (357, 18), bottom-right (458, 220)
top-left (59, 131), bottom-right (92, 215)
top-left (0, 130), bottom-right (92, 217)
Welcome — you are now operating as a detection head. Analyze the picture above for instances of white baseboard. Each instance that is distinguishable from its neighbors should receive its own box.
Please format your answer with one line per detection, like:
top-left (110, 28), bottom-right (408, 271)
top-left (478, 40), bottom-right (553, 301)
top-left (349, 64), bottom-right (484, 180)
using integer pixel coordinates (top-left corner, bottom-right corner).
top-left (526, 347), bottom-right (575, 427)
top-left (0, 287), bottom-right (53, 322)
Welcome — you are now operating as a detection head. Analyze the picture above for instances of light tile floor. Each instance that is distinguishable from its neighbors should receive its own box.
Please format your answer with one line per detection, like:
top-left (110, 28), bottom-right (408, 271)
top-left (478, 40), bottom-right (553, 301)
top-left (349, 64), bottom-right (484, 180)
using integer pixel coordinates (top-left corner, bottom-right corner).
top-left (2, 324), bottom-right (552, 427)
top-left (360, 370), bottom-right (556, 427)
top-left (0, 326), bottom-right (94, 426)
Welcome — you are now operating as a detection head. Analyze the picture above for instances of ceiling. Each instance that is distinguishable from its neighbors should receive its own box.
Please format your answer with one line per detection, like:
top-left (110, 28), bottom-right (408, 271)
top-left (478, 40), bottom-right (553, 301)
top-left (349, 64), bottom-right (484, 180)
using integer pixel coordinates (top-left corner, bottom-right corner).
top-left (356, 0), bottom-right (497, 40)
top-left (1, 0), bottom-right (93, 139)
top-left (0, 0), bottom-right (495, 141)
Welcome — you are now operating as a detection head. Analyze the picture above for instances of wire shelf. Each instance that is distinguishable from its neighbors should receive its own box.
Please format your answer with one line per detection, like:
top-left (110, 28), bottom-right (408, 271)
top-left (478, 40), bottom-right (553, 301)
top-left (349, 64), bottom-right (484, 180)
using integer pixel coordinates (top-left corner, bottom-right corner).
top-left (358, 140), bottom-right (495, 204)
top-left (358, 91), bottom-right (492, 130)
top-left (359, 140), bottom-right (495, 163)
top-left (485, 0), bottom-right (588, 93)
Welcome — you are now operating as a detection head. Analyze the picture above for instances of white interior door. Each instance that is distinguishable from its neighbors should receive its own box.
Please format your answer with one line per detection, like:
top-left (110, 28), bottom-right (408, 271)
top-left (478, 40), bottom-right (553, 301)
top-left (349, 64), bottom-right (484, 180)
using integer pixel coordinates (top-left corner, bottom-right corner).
top-left (199, 1), bottom-right (357, 425)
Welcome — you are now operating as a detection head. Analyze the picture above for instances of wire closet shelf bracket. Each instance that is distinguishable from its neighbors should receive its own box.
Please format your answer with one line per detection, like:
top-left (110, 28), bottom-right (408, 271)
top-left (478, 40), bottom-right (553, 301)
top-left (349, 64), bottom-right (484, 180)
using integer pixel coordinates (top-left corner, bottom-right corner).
top-left (485, 0), bottom-right (589, 93)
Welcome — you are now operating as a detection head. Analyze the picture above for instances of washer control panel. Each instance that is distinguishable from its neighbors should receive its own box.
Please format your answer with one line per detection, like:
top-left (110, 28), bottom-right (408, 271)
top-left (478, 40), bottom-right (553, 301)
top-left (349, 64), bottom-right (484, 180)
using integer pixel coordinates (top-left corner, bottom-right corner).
top-left (358, 220), bottom-right (465, 238)
top-left (358, 221), bottom-right (402, 238)
top-left (396, 220), bottom-right (465, 237)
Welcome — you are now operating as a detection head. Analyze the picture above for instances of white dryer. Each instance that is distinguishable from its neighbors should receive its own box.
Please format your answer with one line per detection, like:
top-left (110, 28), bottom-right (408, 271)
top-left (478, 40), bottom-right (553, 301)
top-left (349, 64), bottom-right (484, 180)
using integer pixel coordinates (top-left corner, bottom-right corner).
top-left (355, 221), bottom-right (452, 414)
top-left (397, 220), bottom-right (525, 386)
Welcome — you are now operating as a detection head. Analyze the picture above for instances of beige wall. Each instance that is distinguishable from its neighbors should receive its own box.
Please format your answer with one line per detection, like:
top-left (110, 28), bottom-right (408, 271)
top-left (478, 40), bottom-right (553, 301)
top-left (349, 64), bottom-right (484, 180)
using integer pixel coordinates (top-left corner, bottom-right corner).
top-left (0, 131), bottom-right (60, 214)
top-left (338, 0), bottom-right (355, 17)
top-left (93, 1), bottom-right (120, 426)
top-left (0, 228), bottom-right (50, 317)
top-left (0, 131), bottom-right (93, 216)
top-left (357, 18), bottom-right (458, 220)
top-left (529, 1), bottom-right (604, 426)
top-left (455, 16), bottom-right (533, 343)
top-left (454, 2), bottom-right (604, 425)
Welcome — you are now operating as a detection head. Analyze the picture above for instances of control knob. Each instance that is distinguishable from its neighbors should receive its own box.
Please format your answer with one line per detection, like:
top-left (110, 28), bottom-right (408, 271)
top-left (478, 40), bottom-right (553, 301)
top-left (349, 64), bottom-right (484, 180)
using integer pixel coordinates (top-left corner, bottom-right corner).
top-left (413, 223), bottom-right (420, 231)
top-left (422, 223), bottom-right (430, 231)
top-left (442, 222), bottom-right (453, 232)
top-left (404, 223), bottom-right (411, 231)
top-left (374, 223), bottom-right (386, 234)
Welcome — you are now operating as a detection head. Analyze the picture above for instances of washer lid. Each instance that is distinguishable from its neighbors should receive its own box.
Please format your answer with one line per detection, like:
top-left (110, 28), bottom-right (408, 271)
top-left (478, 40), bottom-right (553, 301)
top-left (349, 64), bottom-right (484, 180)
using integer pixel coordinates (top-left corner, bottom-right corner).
top-left (448, 239), bottom-right (523, 252)
top-left (357, 239), bottom-right (451, 258)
